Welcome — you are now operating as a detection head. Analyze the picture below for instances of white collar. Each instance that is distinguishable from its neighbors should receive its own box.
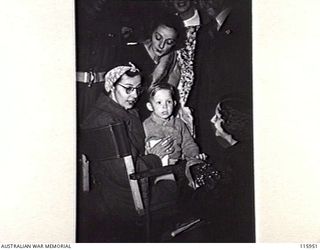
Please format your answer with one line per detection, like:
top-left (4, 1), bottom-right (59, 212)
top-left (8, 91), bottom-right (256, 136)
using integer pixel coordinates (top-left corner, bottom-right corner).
top-left (216, 7), bottom-right (231, 30)
top-left (183, 9), bottom-right (201, 27)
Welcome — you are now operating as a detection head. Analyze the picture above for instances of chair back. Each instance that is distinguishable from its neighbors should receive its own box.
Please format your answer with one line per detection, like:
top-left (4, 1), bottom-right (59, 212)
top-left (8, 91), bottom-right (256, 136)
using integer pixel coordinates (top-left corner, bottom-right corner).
top-left (80, 121), bottom-right (145, 215)
top-left (80, 122), bottom-right (131, 161)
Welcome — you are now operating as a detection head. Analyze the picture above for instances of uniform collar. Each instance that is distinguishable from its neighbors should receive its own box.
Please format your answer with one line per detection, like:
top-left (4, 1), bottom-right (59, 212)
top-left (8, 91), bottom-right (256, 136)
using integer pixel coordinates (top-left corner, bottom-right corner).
top-left (216, 7), bottom-right (231, 31)
top-left (183, 9), bottom-right (201, 27)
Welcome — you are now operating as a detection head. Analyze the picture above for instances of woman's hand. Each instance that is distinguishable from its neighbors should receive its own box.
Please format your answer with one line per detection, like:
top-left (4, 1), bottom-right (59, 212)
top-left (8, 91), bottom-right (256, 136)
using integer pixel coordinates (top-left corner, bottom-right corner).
top-left (148, 136), bottom-right (175, 159)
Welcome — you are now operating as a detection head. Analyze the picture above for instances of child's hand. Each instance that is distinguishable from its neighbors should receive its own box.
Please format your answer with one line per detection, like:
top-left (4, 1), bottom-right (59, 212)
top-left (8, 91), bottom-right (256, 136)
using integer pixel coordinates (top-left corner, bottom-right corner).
top-left (195, 153), bottom-right (207, 161)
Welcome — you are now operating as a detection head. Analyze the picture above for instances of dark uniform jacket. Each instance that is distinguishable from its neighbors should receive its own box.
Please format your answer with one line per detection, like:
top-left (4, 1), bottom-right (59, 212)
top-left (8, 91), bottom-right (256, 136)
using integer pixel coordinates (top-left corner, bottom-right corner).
top-left (187, 0), bottom-right (252, 166)
top-left (76, 0), bottom-right (121, 123)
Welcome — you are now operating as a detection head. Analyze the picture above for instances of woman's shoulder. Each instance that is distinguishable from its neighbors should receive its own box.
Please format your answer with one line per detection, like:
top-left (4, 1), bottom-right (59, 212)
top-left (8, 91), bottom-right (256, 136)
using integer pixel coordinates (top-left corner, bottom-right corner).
top-left (80, 95), bottom-right (123, 129)
top-left (81, 107), bottom-right (116, 130)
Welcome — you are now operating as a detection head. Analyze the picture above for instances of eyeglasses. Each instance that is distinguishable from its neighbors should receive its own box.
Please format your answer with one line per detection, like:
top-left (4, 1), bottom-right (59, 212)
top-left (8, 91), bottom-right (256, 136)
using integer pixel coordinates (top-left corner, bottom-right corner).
top-left (118, 83), bottom-right (143, 95)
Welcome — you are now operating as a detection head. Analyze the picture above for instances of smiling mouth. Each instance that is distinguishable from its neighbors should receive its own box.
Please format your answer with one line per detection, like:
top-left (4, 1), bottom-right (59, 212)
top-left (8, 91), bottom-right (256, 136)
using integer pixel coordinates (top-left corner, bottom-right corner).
top-left (155, 48), bottom-right (163, 54)
top-left (176, 1), bottom-right (187, 7)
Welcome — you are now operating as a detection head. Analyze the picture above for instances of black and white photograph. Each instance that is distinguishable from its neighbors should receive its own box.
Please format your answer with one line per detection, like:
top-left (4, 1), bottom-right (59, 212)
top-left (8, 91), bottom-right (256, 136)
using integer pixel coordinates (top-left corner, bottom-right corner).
top-left (1, 0), bottom-right (320, 245)
top-left (76, 0), bottom-right (254, 243)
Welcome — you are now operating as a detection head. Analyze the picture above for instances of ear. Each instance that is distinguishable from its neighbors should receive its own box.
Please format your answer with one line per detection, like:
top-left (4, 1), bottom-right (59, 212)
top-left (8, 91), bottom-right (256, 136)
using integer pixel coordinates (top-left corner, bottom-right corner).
top-left (174, 100), bottom-right (177, 106)
top-left (146, 102), bottom-right (154, 112)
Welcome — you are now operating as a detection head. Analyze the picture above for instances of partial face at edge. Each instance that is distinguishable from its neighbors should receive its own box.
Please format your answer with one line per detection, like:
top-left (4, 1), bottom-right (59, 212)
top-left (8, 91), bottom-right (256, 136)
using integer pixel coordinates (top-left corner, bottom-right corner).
top-left (173, 0), bottom-right (192, 14)
top-left (211, 103), bottom-right (228, 138)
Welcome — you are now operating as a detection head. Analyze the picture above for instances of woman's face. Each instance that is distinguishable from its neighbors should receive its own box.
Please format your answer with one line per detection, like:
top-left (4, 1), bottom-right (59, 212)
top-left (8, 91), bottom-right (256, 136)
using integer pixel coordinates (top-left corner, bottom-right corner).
top-left (211, 103), bottom-right (234, 148)
top-left (173, 0), bottom-right (192, 14)
top-left (211, 103), bottom-right (227, 138)
top-left (151, 25), bottom-right (177, 58)
top-left (199, 0), bottom-right (223, 17)
top-left (112, 73), bottom-right (142, 110)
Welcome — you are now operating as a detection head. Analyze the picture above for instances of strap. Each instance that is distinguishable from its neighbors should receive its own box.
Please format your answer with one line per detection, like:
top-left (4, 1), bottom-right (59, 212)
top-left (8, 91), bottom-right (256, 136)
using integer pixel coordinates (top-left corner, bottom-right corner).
top-left (76, 71), bottom-right (105, 85)
top-left (81, 154), bottom-right (90, 192)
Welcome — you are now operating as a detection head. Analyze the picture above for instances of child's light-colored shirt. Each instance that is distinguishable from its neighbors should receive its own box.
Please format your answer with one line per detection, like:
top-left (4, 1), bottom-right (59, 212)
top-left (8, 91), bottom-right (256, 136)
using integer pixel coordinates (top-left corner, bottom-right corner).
top-left (143, 113), bottom-right (200, 162)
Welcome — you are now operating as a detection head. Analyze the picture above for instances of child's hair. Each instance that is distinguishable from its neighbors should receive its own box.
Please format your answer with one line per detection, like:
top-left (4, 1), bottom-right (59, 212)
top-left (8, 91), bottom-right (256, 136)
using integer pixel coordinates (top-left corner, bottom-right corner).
top-left (147, 82), bottom-right (177, 101)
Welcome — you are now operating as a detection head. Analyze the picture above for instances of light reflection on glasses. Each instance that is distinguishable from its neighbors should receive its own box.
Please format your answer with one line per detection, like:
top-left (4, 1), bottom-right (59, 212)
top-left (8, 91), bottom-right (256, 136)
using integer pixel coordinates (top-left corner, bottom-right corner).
top-left (117, 83), bottom-right (143, 95)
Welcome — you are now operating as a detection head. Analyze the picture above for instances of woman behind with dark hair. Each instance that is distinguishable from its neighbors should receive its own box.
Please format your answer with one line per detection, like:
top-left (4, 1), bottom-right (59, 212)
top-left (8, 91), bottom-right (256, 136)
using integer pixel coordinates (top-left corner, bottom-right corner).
top-left (143, 11), bottom-right (187, 51)
top-left (117, 9), bottom-right (186, 120)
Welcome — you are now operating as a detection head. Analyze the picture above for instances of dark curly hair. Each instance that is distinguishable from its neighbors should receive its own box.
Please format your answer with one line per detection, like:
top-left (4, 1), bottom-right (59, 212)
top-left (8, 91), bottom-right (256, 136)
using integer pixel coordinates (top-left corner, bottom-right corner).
top-left (144, 10), bottom-right (186, 50)
top-left (219, 96), bottom-right (252, 142)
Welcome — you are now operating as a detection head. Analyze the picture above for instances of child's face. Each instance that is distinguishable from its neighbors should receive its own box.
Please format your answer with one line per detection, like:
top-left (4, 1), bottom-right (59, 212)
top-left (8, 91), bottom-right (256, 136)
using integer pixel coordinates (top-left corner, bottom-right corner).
top-left (148, 89), bottom-right (175, 120)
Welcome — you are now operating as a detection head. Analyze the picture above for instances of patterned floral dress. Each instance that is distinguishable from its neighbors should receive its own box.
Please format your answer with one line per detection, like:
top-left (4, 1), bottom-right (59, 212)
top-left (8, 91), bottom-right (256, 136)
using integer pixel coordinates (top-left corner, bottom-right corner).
top-left (176, 25), bottom-right (200, 136)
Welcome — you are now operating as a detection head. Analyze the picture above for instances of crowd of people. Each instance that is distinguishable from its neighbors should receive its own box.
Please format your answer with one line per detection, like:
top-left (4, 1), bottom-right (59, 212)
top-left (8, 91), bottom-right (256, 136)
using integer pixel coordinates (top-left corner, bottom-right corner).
top-left (76, 0), bottom-right (254, 243)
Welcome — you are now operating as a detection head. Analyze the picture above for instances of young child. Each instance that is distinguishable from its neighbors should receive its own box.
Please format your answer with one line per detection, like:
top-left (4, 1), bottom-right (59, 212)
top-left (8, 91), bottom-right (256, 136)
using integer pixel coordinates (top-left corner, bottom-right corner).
top-left (143, 82), bottom-right (206, 186)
